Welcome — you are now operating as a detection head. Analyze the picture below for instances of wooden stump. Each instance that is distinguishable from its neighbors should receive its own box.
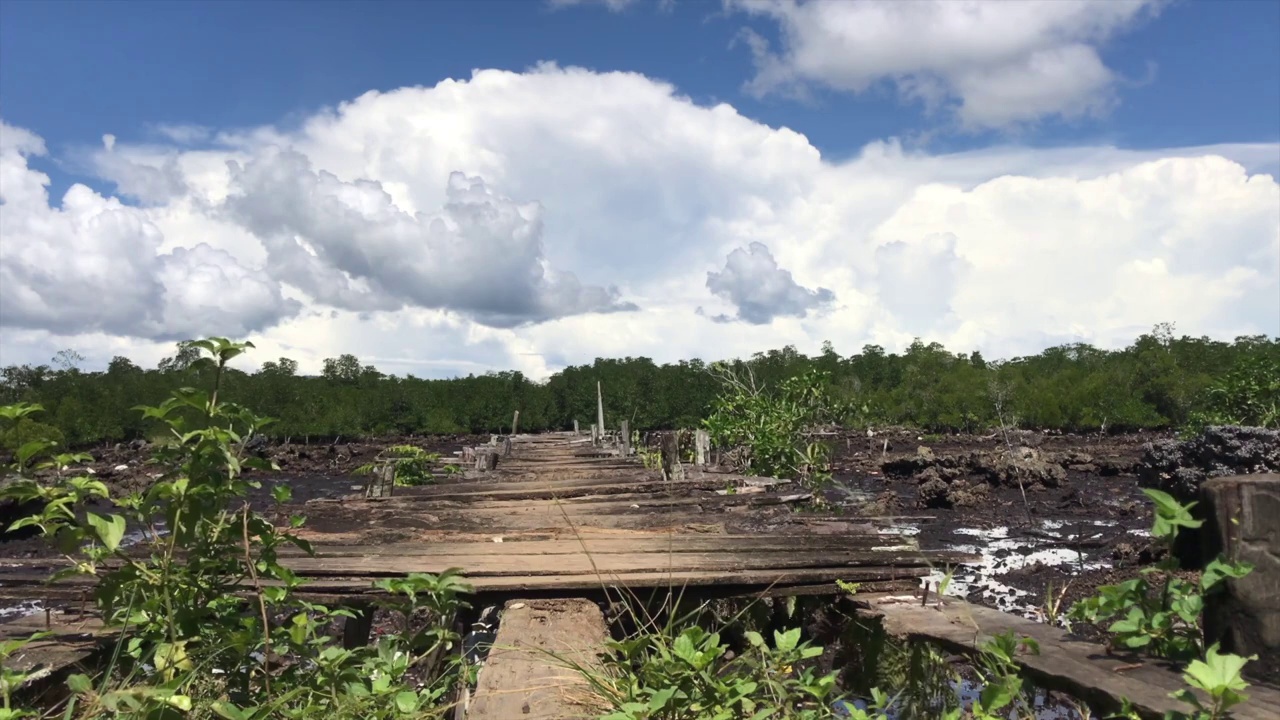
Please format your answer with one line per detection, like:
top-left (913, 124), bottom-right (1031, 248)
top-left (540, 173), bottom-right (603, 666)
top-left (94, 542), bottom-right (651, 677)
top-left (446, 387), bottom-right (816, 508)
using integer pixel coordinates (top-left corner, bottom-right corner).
top-left (1202, 473), bottom-right (1280, 680)
top-left (365, 463), bottom-right (395, 498)
top-left (661, 432), bottom-right (684, 482)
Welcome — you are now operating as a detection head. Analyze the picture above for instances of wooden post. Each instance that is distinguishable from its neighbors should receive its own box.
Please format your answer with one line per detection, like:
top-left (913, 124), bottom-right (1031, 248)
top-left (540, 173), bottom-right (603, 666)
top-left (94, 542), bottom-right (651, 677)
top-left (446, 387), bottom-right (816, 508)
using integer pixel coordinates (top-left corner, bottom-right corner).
top-left (695, 429), bottom-right (709, 467)
top-left (573, 419), bottom-right (579, 435)
top-left (620, 419), bottom-right (631, 457)
top-left (596, 381), bottom-right (605, 436)
top-left (342, 604), bottom-right (374, 649)
top-left (475, 450), bottom-right (498, 471)
top-left (661, 432), bottom-right (684, 482)
top-left (590, 423), bottom-right (599, 445)
top-left (365, 462), bottom-right (395, 498)
top-left (511, 410), bottom-right (520, 436)
top-left (501, 437), bottom-right (512, 458)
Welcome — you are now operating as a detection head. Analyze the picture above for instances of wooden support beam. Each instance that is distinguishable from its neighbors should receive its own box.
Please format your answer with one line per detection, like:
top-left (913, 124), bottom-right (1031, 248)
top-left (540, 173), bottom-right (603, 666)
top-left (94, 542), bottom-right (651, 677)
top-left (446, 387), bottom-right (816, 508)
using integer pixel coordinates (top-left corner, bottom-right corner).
top-left (469, 599), bottom-right (608, 720)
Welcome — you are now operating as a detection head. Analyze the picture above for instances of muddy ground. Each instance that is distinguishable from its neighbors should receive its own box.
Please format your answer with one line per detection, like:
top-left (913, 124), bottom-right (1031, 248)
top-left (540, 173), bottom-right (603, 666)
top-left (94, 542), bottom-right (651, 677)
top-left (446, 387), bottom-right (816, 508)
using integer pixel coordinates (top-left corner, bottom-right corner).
top-left (822, 427), bottom-right (1161, 627)
top-left (3, 427), bottom-right (1160, 613)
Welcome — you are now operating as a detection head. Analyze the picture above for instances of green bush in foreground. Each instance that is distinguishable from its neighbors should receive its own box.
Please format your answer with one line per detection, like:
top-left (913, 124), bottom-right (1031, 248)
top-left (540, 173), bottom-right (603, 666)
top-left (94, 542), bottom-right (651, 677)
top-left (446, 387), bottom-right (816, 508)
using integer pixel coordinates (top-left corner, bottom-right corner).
top-left (1, 339), bottom-right (470, 719)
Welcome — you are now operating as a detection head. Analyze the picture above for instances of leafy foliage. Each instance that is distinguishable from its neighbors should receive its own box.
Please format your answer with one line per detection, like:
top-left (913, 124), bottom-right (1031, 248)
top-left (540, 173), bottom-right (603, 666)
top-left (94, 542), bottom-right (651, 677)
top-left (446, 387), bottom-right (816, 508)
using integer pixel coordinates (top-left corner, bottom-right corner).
top-left (1, 328), bottom-right (1275, 444)
top-left (354, 445), bottom-right (444, 486)
top-left (1, 339), bottom-right (471, 719)
top-left (702, 367), bottom-right (842, 483)
top-left (1186, 353), bottom-right (1280, 431)
top-left (588, 625), bottom-right (843, 720)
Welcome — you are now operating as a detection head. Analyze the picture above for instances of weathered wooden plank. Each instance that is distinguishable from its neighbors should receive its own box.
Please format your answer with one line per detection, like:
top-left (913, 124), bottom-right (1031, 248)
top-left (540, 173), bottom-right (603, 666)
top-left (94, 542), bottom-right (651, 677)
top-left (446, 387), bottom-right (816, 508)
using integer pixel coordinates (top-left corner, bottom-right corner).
top-left (854, 593), bottom-right (1280, 720)
top-left (388, 477), bottom-right (789, 502)
top-left (469, 598), bottom-right (608, 720)
top-left (2, 548), bottom-right (969, 578)
top-left (0, 565), bottom-right (930, 599)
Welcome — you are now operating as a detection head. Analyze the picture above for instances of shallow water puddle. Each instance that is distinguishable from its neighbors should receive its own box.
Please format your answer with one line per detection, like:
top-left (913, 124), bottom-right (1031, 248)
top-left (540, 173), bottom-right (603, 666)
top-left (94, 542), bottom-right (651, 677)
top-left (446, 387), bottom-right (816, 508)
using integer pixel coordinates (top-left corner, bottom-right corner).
top-left (922, 524), bottom-right (1111, 619)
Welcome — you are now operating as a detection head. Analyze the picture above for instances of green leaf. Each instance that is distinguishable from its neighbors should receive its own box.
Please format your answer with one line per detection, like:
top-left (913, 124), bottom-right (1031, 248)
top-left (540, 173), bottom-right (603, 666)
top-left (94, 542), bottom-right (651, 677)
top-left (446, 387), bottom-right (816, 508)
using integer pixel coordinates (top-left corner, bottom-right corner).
top-left (85, 513), bottom-right (126, 552)
top-left (647, 687), bottom-right (676, 711)
top-left (211, 702), bottom-right (248, 720)
top-left (394, 691), bottom-right (419, 714)
top-left (16, 439), bottom-right (56, 466)
top-left (65, 673), bottom-right (93, 694)
top-left (774, 627), bottom-right (800, 652)
top-left (978, 676), bottom-right (1021, 712)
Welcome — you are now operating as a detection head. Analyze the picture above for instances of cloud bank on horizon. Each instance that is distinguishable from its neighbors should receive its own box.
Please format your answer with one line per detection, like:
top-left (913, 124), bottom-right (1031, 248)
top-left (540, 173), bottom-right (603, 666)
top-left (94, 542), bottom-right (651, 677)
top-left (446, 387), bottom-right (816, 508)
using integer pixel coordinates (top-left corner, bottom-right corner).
top-left (1, 1), bottom-right (1277, 379)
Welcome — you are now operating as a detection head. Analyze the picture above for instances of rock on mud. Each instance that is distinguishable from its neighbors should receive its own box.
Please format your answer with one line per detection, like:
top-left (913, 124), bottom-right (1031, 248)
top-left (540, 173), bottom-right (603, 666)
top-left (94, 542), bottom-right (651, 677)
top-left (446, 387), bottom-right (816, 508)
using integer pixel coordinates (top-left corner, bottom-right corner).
top-left (1138, 426), bottom-right (1280, 503)
top-left (887, 445), bottom-right (1069, 508)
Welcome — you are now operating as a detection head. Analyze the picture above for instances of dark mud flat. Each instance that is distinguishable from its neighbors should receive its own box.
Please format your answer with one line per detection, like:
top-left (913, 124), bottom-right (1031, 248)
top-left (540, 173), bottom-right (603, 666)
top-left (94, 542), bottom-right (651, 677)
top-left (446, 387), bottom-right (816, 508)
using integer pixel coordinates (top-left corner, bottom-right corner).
top-left (819, 428), bottom-right (1159, 619)
top-left (0, 434), bottom-right (484, 560)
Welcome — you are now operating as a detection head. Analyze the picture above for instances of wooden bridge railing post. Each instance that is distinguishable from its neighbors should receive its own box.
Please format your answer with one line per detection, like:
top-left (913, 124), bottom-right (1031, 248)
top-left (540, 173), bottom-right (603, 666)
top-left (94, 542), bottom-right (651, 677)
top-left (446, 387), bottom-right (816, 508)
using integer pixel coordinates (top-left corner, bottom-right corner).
top-left (512, 410), bottom-right (520, 436)
top-left (591, 423), bottom-right (599, 446)
top-left (573, 419), bottom-right (579, 435)
top-left (620, 419), bottom-right (630, 457)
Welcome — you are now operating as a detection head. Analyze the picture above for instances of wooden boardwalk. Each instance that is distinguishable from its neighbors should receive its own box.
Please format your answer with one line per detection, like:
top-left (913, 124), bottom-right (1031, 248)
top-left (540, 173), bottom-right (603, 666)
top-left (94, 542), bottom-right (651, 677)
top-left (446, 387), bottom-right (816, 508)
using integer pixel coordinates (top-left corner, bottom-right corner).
top-left (2, 431), bottom-right (962, 715)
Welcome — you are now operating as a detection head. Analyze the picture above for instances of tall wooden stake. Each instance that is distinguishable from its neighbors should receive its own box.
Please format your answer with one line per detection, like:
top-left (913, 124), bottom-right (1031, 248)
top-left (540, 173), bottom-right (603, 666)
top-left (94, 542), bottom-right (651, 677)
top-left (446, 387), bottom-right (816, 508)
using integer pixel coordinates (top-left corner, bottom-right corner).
top-left (596, 381), bottom-right (605, 437)
top-left (620, 419), bottom-right (631, 457)
top-left (511, 410), bottom-right (520, 436)
top-left (573, 419), bottom-right (579, 435)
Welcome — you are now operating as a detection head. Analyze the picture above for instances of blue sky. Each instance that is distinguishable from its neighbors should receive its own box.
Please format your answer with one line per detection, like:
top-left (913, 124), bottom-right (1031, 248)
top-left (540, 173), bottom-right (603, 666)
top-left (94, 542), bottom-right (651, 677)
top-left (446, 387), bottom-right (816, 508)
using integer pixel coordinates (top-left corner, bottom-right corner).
top-left (3, 0), bottom-right (1278, 195)
top-left (1, 0), bottom-right (1277, 376)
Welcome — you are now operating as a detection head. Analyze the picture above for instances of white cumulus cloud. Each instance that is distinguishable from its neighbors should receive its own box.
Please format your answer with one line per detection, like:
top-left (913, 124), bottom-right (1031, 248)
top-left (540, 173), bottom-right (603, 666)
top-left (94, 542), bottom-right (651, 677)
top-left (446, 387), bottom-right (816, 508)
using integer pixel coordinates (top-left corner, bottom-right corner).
top-left (1, 63), bottom-right (1275, 377)
top-left (0, 122), bottom-right (299, 341)
top-left (729, 0), bottom-right (1165, 128)
top-left (705, 242), bottom-right (835, 324)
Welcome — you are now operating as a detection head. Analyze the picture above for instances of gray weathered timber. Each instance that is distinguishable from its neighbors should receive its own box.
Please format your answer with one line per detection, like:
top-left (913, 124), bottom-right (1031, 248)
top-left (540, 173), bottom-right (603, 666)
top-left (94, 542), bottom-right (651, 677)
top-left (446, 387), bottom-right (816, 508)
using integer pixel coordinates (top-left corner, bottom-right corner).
top-left (1201, 473), bottom-right (1280, 680)
top-left (857, 592), bottom-right (1280, 720)
top-left (468, 598), bottom-right (609, 719)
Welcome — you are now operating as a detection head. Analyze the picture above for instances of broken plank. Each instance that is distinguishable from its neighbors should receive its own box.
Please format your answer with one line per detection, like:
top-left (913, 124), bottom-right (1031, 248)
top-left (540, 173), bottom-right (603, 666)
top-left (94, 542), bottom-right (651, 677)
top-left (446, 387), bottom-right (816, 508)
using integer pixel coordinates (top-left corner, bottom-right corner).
top-left (854, 593), bottom-right (1280, 720)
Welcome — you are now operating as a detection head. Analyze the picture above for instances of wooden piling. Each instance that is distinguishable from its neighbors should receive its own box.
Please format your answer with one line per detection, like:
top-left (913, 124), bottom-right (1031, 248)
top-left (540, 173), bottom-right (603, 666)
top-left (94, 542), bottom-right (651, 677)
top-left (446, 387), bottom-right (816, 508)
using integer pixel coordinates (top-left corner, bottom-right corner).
top-left (596, 381), bottom-right (605, 436)
top-left (573, 419), bottom-right (579, 435)
top-left (661, 432), bottom-right (684, 482)
top-left (695, 429), bottom-right (709, 467)
top-left (512, 410), bottom-right (520, 436)
top-left (620, 420), bottom-right (631, 457)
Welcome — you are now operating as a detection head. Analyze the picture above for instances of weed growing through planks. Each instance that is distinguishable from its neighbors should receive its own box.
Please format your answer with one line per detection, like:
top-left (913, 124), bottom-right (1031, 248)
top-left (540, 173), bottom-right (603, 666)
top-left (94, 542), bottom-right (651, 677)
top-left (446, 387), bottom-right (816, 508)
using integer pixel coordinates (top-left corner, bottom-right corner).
top-left (1068, 489), bottom-right (1253, 662)
top-left (1, 338), bottom-right (472, 719)
top-left (354, 444), bottom-right (444, 486)
top-left (579, 623), bottom-right (846, 719)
